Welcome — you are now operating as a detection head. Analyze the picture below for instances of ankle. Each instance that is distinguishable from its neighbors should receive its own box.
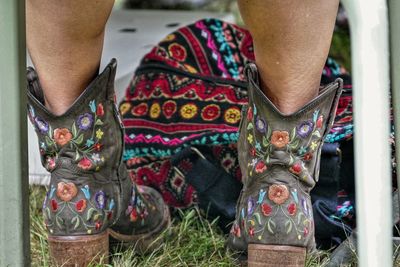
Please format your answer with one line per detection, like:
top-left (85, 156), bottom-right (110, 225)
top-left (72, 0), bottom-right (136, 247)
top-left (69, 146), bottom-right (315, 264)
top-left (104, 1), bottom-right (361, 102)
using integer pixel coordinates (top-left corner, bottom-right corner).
top-left (257, 69), bottom-right (321, 115)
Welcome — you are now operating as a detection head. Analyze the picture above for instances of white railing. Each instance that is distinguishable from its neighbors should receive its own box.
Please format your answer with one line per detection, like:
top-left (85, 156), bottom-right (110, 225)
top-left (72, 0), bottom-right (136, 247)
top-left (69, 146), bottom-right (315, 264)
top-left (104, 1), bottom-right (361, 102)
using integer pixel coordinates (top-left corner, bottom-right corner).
top-left (341, 1), bottom-right (392, 266)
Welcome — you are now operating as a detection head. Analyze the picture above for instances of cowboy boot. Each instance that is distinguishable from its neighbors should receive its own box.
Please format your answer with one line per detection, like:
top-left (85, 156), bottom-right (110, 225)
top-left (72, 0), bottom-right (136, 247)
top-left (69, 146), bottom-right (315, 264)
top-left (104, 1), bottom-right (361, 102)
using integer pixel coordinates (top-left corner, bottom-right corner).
top-left (227, 63), bottom-right (342, 267)
top-left (27, 59), bottom-right (170, 267)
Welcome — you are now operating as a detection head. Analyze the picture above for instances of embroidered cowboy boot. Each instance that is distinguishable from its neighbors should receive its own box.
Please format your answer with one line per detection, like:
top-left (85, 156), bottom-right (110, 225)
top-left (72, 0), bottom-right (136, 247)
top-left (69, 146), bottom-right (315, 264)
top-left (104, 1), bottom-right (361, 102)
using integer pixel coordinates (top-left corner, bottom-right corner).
top-left (227, 63), bottom-right (342, 267)
top-left (27, 59), bottom-right (170, 267)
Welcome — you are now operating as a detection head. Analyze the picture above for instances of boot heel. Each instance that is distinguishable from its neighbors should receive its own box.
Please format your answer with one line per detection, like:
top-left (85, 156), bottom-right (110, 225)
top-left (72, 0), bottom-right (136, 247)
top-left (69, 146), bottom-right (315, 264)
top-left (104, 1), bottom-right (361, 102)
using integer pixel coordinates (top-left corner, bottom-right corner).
top-left (248, 244), bottom-right (306, 267)
top-left (48, 231), bottom-right (109, 267)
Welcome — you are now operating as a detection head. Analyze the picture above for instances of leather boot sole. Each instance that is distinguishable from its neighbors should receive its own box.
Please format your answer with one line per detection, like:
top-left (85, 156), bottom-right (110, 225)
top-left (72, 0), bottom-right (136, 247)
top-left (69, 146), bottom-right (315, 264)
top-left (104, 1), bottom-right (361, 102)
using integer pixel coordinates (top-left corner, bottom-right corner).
top-left (48, 230), bottom-right (109, 267)
top-left (247, 244), bottom-right (306, 267)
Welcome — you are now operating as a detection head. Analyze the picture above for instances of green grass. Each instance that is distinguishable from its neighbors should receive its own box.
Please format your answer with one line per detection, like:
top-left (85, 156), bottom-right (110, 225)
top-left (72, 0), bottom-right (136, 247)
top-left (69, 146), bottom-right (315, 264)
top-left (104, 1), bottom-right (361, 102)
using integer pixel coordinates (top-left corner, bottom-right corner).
top-left (30, 186), bottom-right (359, 266)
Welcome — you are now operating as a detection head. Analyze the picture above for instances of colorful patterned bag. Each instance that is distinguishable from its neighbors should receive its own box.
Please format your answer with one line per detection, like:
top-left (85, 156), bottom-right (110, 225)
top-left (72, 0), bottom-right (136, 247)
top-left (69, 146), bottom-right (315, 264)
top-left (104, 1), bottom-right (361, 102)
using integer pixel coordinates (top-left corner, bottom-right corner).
top-left (118, 19), bottom-right (355, 233)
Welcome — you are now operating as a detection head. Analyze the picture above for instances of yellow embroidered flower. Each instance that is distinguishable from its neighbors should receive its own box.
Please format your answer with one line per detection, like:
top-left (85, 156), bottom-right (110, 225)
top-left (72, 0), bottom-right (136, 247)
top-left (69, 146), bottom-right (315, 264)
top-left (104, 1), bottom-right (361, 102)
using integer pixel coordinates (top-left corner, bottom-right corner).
top-left (247, 134), bottom-right (254, 144)
top-left (150, 103), bottom-right (161, 119)
top-left (180, 103), bottom-right (198, 119)
top-left (224, 107), bottom-right (241, 124)
top-left (310, 141), bottom-right (318, 151)
top-left (119, 102), bottom-right (131, 115)
top-left (96, 129), bottom-right (104, 140)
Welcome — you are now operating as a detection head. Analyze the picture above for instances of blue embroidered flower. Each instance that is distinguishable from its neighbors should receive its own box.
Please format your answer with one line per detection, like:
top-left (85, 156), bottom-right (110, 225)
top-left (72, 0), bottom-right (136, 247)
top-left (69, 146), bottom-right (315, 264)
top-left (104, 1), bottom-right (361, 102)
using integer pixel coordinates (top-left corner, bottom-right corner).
top-left (34, 117), bottom-right (49, 134)
top-left (77, 113), bottom-right (93, 131)
top-left (255, 116), bottom-right (267, 133)
top-left (81, 185), bottom-right (91, 199)
top-left (108, 199), bottom-right (115, 210)
top-left (257, 189), bottom-right (266, 204)
top-left (89, 100), bottom-right (96, 113)
top-left (297, 120), bottom-right (314, 138)
top-left (95, 191), bottom-right (106, 209)
top-left (247, 197), bottom-right (255, 216)
top-left (86, 138), bottom-right (95, 147)
top-left (49, 185), bottom-right (56, 198)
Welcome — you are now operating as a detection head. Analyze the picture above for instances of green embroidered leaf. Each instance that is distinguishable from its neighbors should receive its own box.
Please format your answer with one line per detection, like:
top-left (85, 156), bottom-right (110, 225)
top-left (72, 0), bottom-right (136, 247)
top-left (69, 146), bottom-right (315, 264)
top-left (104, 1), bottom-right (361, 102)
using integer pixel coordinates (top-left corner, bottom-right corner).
top-left (45, 136), bottom-right (53, 146)
top-left (48, 125), bottom-right (53, 138)
top-left (254, 212), bottom-right (262, 225)
top-left (262, 136), bottom-right (269, 147)
top-left (266, 125), bottom-right (272, 139)
top-left (288, 155), bottom-right (294, 165)
top-left (75, 151), bottom-right (80, 161)
top-left (290, 139), bottom-right (299, 149)
top-left (266, 155), bottom-right (270, 164)
top-left (72, 122), bottom-right (77, 137)
top-left (267, 219), bottom-right (275, 234)
top-left (297, 212), bottom-right (302, 224)
top-left (285, 220), bottom-right (292, 234)
top-left (71, 216), bottom-right (80, 230)
top-left (86, 208), bottom-right (96, 221)
top-left (312, 131), bottom-right (321, 138)
top-left (56, 216), bottom-right (63, 229)
top-left (75, 134), bottom-right (84, 145)
top-left (93, 213), bottom-right (103, 221)
top-left (95, 119), bottom-right (104, 126)
top-left (290, 128), bottom-right (296, 141)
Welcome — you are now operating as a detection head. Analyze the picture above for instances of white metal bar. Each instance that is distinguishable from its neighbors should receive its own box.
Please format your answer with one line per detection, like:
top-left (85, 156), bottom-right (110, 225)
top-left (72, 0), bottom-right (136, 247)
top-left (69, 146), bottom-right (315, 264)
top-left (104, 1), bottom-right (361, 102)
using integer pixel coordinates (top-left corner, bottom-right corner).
top-left (341, 1), bottom-right (392, 266)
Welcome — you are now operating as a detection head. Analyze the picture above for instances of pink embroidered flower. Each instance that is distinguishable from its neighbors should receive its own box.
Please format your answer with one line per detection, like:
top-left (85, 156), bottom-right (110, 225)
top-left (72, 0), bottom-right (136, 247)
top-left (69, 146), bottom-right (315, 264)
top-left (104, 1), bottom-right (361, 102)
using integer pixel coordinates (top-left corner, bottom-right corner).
top-left (249, 147), bottom-right (256, 157)
top-left (289, 163), bottom-right (302, 175)
top-left (95, 221), bottom-right (102, 231)
top-left (261, 203), bottom-right (272, 216)
top-left (51, 199), bottom-right (58, 212)
top-left (56, 182), bottom-right (78, 202)
top-left (130, 209), bottom-right (138, 222)
top-left (231, 223), bottom-right (241, 237)
top-left (303, 153), bottom-right (313, 161)
top-left (316, 115), bottom-right (324, 128)
top-left (248, 227), bottom-right (255, 237)
top-left (53, 128), bottom-right (72, 146)
top-left (96, 103), bottom-right (105, 116)
top-left (75, 199), bottom-right (87, 213)
top-left (304, 227), bottom-right (309, 237)
top-left (78, 157), bottom-right (92, 170)
top-left (268, 184), bottom-right (289, 205)
top-left (247, 106), bottom-right (253, 120)
top-left (93, 143), bottom-right (103, 152)
top-left (287, 203), bottom-right (297, 216)
top-left (270, 131), bottom-right (290, 148)
top-left (255, 161), bottom-right (267, 174)
top-left (46, 157), bottom-right (56, 170)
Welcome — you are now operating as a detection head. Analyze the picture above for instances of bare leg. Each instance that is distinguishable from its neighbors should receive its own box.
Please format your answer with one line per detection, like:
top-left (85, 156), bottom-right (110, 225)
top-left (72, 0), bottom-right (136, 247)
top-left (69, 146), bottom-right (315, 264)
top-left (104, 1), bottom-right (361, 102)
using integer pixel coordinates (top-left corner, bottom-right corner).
top-left (26, 0), bottom-right (115, 115)
top-left (238, 0), bottom-right (339, 114)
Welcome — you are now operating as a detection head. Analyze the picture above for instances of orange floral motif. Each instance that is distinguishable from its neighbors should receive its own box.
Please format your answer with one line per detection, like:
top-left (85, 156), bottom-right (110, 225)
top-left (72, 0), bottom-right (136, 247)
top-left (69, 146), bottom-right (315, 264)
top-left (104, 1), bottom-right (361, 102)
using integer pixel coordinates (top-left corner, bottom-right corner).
top-left (53, 128), bottom-right (73, 146)
top-left (56, 182), bottom-right (78, 202)
top-left (180, 103), bottom-right (198, 119)
top-left (268, 184), bottom-right (289, 205)
top-left (270, 131), bottom-right (290, 148)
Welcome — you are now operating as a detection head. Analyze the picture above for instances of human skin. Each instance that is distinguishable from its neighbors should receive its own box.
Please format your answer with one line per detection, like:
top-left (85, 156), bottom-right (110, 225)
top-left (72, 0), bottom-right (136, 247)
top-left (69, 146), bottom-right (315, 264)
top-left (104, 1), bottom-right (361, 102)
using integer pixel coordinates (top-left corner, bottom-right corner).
top-left (26, 0), bottom-right (115, 115)
top-left (237, 0), bottom-right (340, 114)
top-left (26, 0), bottom-right (339, 114)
